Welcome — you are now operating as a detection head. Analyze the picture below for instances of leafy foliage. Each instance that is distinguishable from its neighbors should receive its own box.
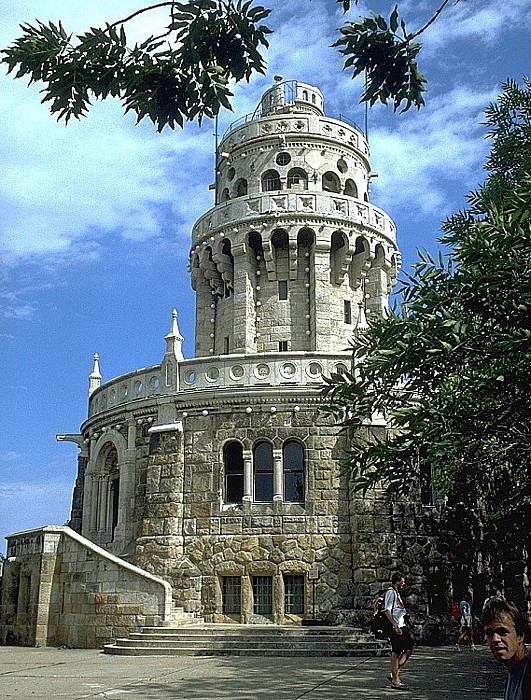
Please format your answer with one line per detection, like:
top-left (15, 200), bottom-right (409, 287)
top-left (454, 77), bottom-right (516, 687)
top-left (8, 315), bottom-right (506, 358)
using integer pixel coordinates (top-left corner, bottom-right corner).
top-left (333, 6), bottom-right (426, 112)
top-left (1, 1), bottom-right (470, 126)
top-left (1, 1), bottom-right (272, 130)
top-left (322, 79), bottom-right (531, 542)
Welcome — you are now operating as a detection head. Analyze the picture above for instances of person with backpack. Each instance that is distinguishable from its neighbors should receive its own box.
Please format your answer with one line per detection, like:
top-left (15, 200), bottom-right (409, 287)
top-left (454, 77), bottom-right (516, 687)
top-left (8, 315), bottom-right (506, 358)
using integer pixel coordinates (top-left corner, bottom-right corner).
top-left (455, 592), bottom-right (477, 651)
top-left (384, 572), bottom-right (414, 690)
top-left (482, 597), bottom-right (531, 699)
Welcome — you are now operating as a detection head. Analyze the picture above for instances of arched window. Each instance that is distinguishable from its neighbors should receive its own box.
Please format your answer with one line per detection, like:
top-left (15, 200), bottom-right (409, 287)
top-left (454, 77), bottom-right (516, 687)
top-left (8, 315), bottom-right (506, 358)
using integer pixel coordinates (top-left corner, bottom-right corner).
top-left (262, 169), bottom-right (281, 192)
top-left (254, 441), bottom-right (274, 501)
top-left (220, 187), bottom-right (230, 202)
top-left (224, 441), bottom-right (244, 503)
top-left (322, 171), bottom-right (341, 193)
top-left (95, 442), bottom-right (119, 541)
top-left (283, 440), bottom-right (304, 502)
top-left (235, 178), bottom-right (248, 197)
top-left (287, 168), bottom-right (308, 189)
top-left (344, 179), bottom-right (358, 198)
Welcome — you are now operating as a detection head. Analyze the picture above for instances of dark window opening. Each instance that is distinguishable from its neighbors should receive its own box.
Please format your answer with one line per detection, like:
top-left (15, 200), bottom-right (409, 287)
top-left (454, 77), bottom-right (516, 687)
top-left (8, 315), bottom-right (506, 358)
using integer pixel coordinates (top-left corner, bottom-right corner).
top-left (279, 340), bottom-right (289, 352)
top-left (224, 441), bottom-right (244, 503)
top-left (222, 576), bottom-right (242, 614)
top-left (283, 440), bottom-right (304, 502)
top-left (262, 170), bottom-right (281, 192)
top-left (284, 575), bottom-right (304, 614)
top-left (110, 477), bottom-right (119, 539)
top-left (344, 300), bottom-right (352, 324)
top-left (278, 280), bottom-right (288, 300)
top-left (236, 178), bottom-right (248, 197)
top-left (287, 168), bottom-right (308, 189)
top-left (253, 576), bottom-right (273, 614)
top-left (254, 441), bottom-right (273, 502)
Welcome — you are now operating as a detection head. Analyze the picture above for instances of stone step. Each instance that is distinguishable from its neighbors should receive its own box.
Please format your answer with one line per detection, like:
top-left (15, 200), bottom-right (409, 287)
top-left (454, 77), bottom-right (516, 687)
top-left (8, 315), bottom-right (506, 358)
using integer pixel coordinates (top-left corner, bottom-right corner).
top-left (103, 624), bottom-right (388, 657)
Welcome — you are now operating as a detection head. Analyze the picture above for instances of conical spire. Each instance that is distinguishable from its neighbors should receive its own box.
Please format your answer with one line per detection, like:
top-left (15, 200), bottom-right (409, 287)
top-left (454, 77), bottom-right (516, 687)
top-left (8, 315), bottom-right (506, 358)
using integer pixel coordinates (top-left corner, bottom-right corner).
top-left (164, 309), bottom-right (184, 361)
top-left (88, 353), bottom-right (102, 396)
top-left (355, 302), bottom-right (369, 332)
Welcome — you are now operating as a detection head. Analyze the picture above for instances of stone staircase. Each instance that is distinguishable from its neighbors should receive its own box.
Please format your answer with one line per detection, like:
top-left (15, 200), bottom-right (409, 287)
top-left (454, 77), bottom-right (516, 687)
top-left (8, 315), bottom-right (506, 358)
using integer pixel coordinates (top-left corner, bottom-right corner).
top-left (103, 623), bottom-right (388, 657)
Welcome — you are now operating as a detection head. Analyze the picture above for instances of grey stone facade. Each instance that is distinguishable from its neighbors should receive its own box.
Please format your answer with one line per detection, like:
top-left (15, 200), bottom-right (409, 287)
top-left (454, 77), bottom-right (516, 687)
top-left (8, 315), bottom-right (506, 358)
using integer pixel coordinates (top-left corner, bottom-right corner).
top-left (1, 79), bottom-right (423, 648)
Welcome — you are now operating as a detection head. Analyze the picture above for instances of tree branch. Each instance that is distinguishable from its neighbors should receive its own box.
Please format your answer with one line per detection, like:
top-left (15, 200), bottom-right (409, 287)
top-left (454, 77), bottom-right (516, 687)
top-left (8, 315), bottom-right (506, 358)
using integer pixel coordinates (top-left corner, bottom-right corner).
top-left (407, 0), bottom-right (453, 41)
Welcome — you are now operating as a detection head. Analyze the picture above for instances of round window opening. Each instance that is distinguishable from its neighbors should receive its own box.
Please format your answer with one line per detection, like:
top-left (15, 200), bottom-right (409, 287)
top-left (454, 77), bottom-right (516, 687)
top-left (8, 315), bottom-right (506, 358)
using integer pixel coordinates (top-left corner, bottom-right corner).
top-left (206, 366), bottom-right (220, 381)
top-left (276, 151), bottom-right (291, 166)
top-left (307, 362), bottom-right (323, 378)
top-left (227, 166), bottom-right (235, 181)
top-left (184, 370), bottom-right (196, 384)
top-left (337, 158), bottom-right (348, 173)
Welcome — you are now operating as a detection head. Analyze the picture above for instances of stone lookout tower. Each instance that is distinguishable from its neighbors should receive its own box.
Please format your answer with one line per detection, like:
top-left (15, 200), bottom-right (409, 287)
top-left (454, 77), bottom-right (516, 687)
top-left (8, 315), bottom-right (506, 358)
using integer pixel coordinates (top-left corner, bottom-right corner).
top-left (1, 78), bottom-right (402, 647)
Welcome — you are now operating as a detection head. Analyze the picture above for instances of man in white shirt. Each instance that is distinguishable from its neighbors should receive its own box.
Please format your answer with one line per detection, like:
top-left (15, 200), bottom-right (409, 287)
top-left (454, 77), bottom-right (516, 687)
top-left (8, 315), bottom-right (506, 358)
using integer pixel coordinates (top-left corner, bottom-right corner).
top-left (384, 572), bottom-right (414, 690)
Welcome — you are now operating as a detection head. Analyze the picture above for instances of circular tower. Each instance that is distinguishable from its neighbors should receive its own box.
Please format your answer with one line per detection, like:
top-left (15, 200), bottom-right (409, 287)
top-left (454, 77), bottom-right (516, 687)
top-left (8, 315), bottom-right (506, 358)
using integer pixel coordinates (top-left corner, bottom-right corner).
top-left (190, 77), bottom-right (399, 359)
top-left (73, 78), bottom-right (401, 628)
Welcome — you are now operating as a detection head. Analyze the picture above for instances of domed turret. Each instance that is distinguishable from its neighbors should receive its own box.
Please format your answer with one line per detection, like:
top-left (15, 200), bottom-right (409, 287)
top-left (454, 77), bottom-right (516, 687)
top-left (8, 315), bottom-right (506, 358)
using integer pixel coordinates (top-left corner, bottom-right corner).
top-left (190, 78), bottom-right (399, 359)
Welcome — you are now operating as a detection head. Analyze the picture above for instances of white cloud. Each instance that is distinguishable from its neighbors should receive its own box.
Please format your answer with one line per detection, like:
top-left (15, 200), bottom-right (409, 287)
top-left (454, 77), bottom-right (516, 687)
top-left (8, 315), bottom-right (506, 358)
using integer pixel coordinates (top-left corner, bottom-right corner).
top-left (370, 86), bottom-right (495, 219)
top-left (0, 479), bottom-right (73, 540)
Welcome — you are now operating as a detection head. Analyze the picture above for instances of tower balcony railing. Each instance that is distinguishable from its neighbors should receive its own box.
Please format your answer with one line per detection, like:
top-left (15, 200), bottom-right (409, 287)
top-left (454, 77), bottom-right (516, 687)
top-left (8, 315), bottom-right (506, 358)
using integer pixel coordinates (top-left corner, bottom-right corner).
top-left (223, 79), bottom-right (364, 137)
top-left (191, 192), bottom-right (396, 248)
top-left (87, 352), bottom-right (352, 418)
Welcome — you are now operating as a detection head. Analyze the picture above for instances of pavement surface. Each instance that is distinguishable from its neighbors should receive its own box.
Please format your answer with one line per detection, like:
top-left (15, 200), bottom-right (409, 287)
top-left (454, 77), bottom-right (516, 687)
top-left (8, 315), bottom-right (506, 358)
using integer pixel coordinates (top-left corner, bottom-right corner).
top-left (0, 645), bottom-right (507, 700)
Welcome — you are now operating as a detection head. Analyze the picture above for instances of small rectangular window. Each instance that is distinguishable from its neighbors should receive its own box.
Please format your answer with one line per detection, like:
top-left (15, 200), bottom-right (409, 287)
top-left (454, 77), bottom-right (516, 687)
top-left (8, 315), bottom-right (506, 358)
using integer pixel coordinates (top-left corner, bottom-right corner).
top-left (224, 336), bottom-right (230, 354)
top-left (344, 300), bottom-right (352, 324)
top-left (279, 340), bottom-right (288, 352)
top-left (253, 576), bottom-right (273, 614)
top-left (222, 576), bottom-right (242, 614)
top-left (284, 575), bottom-right (305, 614)
top-left (278, 280), bottom-right (288, 300)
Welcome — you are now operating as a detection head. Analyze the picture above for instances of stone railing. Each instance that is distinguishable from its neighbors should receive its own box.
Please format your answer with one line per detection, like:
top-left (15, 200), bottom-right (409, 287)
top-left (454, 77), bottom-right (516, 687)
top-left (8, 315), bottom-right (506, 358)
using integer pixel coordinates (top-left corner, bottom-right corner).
top-left (88, 352), bottom-right (351, 417)
top-left (191, 192), bottom-right (396, 248)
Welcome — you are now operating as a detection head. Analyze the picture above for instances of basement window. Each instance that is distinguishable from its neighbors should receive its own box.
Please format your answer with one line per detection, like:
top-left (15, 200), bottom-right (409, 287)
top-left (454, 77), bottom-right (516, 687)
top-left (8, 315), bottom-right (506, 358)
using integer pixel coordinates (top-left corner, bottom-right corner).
top-left (253, 576), bottom-right (273, 614)
top-left (222, 576), bottom-right (242, 614)
top-left (284, 575), bottom-right (304, 614)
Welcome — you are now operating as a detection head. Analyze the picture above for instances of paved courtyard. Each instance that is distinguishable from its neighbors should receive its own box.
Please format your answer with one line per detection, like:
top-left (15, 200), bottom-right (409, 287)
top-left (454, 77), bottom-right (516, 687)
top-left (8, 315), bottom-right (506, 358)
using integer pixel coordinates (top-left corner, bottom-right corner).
top-left (0, 645), bottom-right (507, 699)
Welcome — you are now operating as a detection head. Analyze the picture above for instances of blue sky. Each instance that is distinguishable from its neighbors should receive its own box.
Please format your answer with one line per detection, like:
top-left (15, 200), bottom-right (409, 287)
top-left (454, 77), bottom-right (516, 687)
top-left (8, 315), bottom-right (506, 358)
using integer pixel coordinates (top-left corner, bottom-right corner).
top-left (1, 0), bottom-right (530, 549)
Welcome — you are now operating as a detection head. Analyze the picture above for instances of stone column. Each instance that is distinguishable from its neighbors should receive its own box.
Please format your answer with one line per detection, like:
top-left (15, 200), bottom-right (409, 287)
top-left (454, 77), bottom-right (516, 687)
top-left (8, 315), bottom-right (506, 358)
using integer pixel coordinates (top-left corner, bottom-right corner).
top-left (243, 450), bottom-right (253, 503)
top-left (273, 449), bottom-right (283, 502)
top-left (35, 532), bottom-right (61, 646)
top-left (112, 421), bottom-right (137, 549)
top-left (231, 242), bottom-right (256, 354)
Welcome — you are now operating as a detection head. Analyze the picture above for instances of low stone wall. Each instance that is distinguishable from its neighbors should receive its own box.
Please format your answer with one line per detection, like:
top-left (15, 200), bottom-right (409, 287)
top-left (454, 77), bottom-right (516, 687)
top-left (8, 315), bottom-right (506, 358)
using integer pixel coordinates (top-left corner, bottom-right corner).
top-left (0, 526), bottom-right (172, 648)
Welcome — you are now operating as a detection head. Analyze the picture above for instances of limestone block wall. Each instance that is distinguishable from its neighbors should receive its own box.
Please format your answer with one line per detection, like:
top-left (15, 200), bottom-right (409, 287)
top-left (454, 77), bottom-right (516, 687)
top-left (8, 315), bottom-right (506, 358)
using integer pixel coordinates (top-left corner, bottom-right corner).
top-left (0, 526), bottom-right (171, 648)
top-left (130, 402), bottom-right (359, 623)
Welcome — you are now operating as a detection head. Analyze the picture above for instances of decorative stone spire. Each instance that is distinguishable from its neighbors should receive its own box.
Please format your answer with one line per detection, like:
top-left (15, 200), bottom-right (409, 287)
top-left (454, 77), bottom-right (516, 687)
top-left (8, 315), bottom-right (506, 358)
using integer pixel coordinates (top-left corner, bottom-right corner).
top-left (88, 353), bottom-right (101, 396)
top-left (164, 309), bottom-right (184, 361)
top-left (355, 302), bottom-right (369, 333)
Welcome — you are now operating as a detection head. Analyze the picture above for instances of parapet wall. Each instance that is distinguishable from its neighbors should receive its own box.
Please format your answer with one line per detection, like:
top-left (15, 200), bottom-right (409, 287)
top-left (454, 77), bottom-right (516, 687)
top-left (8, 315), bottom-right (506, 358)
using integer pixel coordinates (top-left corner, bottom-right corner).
top-left (0, 526), bottom-right (172, 648)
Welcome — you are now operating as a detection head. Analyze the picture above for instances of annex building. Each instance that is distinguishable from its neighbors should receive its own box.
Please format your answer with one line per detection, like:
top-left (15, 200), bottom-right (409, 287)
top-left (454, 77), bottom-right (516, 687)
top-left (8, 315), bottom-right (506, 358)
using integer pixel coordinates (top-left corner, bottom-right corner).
top-left (1, 78), bottom-right (443, 649)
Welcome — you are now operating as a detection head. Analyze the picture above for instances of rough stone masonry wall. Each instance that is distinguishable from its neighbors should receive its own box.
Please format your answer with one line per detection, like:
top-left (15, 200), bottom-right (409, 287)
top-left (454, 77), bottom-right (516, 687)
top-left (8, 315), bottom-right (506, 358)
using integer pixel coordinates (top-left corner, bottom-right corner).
top-left (0, 526), bottom-right (171, 648)
top-left (178, 405), bottom-right (357, 622)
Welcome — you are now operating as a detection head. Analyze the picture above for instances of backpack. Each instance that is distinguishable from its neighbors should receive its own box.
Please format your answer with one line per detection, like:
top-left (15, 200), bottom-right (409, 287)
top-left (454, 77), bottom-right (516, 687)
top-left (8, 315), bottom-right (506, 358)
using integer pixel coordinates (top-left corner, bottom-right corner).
top-left (371, 590), bottom-right (395, 639)
top-left (450, 602), bottom-right (461, 621)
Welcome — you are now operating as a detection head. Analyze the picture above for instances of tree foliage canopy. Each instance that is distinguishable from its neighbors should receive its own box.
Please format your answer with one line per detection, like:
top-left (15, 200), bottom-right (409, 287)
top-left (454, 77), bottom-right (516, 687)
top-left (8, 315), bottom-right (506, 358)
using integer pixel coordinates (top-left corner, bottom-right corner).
top-left (1, 1), bottom-right (460, 129)
top-left (2, 1), bottom-right (272, 131)
top-left (322, 79), bottom-right (531, 540)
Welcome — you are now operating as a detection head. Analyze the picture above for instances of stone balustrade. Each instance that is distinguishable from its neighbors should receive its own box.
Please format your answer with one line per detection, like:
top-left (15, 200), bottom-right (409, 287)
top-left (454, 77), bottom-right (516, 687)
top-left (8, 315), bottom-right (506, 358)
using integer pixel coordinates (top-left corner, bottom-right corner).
top-left (191, 193), bottom-right (396, 248)
top-left (88, 352), bottom-right (351, 418)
